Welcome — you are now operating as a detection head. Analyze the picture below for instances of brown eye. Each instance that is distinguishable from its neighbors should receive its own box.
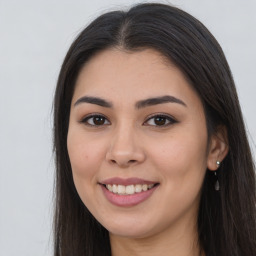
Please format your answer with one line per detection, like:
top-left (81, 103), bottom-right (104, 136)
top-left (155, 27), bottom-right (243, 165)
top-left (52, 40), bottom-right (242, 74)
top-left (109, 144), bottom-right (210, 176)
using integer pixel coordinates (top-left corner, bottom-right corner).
top-left (154, 116), bottom-right (167, 126)
top-left (92, 116), bottom-right (105, 125)
top-left (81, 114), bottom-right (110, 126)
top-left (144, 114), bottom-right (177, 127)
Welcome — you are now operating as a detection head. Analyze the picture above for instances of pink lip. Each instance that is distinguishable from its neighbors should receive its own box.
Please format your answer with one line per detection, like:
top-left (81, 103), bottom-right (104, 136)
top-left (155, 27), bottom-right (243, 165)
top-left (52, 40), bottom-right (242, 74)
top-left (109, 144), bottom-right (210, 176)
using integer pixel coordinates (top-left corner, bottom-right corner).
top-left (100, 177), bottom-right (158, 186)
top-left (99, 177), bottom-right (159, 207)
top-left (101, 184), bottom-right (158, 207)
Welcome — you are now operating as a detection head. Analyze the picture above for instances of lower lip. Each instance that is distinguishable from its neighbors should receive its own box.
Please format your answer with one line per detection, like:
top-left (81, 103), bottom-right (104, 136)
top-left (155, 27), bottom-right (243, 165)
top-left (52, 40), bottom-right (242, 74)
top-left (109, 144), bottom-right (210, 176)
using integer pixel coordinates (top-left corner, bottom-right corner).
top-left (101, 185), bottom-right (158, 207)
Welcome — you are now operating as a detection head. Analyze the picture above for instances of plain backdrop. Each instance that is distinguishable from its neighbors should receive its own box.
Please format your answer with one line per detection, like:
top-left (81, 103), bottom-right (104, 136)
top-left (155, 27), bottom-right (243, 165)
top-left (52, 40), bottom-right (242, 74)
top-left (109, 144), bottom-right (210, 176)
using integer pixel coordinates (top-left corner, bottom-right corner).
top-left (0, 0), bottom-right (255, 255)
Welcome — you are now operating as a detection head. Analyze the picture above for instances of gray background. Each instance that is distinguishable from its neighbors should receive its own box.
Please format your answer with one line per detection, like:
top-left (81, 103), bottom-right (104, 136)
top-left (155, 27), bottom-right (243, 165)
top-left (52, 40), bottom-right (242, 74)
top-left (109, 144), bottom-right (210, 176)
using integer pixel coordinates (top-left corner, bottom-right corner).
top-left (0, 0), bottom-right (255, 255)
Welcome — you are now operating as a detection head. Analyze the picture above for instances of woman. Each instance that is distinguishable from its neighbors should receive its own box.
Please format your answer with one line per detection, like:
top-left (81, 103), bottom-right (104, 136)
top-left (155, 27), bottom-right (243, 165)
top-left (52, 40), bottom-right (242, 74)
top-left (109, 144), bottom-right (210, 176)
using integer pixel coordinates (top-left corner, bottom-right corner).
top-left (53, 3), bottom-right (256, 256)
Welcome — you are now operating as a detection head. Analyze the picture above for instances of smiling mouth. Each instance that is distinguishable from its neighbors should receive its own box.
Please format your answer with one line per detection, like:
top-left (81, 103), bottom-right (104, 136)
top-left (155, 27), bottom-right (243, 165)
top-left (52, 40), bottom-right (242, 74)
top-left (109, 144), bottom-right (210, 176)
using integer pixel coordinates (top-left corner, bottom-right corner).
top-left (102, 183), bottom-right (159, 195)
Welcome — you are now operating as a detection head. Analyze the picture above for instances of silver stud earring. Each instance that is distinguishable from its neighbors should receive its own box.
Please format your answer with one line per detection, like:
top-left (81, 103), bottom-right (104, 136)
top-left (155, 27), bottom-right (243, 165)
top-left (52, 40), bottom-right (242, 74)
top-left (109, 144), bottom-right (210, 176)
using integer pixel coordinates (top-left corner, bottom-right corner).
top-left (215, 161), bottom-right (220, 191)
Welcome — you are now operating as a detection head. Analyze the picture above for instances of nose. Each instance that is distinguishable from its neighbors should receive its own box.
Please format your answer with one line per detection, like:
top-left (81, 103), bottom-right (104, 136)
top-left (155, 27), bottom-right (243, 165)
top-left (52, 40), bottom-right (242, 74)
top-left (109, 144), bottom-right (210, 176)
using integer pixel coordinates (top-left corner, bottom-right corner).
top-left (106, 124), bottom-right (146, 168)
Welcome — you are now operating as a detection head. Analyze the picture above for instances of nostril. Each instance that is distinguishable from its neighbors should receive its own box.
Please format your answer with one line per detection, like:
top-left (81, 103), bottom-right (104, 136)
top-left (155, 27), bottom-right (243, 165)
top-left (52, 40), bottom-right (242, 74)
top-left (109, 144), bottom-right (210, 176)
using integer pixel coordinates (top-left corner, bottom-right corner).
top-left (109, 159), bottom-right (136, 166)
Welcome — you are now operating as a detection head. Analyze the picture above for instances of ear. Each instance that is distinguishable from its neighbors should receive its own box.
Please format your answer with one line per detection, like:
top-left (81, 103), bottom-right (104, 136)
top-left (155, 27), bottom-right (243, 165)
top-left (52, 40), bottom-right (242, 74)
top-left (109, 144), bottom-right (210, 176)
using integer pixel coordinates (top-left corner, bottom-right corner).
top-left (207, 126), bottom-right (229, 171)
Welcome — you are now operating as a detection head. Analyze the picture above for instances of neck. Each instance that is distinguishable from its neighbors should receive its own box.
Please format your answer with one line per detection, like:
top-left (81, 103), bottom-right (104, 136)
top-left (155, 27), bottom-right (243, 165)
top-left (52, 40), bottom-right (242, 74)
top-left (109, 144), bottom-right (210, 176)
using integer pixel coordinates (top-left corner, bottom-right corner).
top-left (110, 215), bottom-right (202, 256)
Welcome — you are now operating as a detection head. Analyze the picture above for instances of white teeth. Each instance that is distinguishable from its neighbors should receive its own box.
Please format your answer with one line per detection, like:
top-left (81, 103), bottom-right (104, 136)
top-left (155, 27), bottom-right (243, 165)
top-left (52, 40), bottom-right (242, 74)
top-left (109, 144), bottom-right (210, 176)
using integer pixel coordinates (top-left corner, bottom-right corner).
top-left (106, 184), bottom-right (112, 192)
top-left (126, 185), bottom-right (134, 195)
top-left (135, 184), bottom-right (142, 193)
top-left (112, 184), bottom-right (118, 194)
top-left (148, 184), bottom-right (154, 189)
top-left (117, 185), bottom-right (126, 194)
top-left (105, 184), bottom-right (155, 195)
top-left (142, 184), bottom-right (148, 191)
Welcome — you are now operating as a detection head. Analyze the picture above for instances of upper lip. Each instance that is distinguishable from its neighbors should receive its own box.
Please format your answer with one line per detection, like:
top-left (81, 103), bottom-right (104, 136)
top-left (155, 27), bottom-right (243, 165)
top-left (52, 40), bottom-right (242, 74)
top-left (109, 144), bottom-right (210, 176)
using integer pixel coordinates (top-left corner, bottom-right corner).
top-left (100, 177), bottom-right (159, 186)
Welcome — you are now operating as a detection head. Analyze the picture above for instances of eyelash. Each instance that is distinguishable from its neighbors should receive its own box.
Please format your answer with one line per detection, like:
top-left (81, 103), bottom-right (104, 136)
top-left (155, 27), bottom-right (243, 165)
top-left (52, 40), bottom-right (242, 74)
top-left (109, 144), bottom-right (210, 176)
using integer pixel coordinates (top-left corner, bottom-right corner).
top-left (143, 113), bottom-right (177, 127)
top-left (80, 114), bottom-right (111, 127)
top-left (80, 113), bottom-right (177, 127)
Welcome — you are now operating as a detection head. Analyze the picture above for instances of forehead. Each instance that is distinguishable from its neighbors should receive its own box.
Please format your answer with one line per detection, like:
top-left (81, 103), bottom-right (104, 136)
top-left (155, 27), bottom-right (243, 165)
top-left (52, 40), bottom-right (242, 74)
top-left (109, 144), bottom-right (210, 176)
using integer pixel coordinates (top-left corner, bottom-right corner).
top-left (72, 48), bottom-right (201, 109)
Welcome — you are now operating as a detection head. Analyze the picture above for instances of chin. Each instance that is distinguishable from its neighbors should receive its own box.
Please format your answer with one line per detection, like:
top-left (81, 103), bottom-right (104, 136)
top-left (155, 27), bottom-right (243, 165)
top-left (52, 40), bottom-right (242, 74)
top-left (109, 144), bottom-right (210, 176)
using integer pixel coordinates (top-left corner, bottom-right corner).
top-left (100, 216), bottom-right (159, 239)
top-left (108, 227), bottom-right (153, 239)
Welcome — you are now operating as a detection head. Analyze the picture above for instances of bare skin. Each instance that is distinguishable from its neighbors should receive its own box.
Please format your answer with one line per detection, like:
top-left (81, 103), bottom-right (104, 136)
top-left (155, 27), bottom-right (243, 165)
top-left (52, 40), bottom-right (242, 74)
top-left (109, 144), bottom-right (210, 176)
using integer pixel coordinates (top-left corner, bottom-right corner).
top-left (67, 48), bottom-right (228, 256)
top-left (110, 210), bottom-right (201, 256)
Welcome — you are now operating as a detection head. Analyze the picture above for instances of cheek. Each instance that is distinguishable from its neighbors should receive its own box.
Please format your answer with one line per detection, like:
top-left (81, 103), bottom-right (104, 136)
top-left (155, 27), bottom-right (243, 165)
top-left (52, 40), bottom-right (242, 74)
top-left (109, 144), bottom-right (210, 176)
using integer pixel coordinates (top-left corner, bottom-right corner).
top-left (148, 129), bottom-right (208, 188)
top-left (67, 129), bottom-right (106, 187)
top-left (67, 130), bottom-right (109, 210)
top-left (149, 132), bottom-right (208, 219)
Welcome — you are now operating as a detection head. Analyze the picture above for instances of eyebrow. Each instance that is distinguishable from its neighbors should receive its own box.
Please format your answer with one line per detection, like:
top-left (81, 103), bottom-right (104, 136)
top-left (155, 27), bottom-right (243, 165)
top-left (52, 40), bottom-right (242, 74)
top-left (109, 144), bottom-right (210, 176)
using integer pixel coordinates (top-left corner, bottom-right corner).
top-left (74, 95), bottom-right (186, 108)
top-left (135, 95), bottom-right (187, 109)
top-left (74, 96), bottom-right (113, 108)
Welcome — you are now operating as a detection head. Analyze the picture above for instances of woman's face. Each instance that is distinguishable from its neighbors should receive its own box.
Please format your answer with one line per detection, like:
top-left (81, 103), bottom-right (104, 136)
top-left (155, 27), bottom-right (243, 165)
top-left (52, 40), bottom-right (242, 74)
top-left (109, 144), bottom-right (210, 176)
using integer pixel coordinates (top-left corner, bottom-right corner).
top-left (67, 48), bottom-right (212, 239)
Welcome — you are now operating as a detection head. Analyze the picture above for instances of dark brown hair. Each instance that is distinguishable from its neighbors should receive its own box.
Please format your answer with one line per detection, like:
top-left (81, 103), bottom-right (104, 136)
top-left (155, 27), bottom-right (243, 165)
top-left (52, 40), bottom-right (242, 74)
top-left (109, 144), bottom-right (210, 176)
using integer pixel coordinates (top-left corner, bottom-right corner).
top-left (53, 3), bottom-right (256, 256)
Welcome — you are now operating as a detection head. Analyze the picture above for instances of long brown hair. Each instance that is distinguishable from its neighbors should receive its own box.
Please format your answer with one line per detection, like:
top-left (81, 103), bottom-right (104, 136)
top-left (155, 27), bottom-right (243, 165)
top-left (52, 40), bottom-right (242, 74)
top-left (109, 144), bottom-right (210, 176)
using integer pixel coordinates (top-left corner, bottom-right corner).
top-left (53, 3), bottom-right (256, 255)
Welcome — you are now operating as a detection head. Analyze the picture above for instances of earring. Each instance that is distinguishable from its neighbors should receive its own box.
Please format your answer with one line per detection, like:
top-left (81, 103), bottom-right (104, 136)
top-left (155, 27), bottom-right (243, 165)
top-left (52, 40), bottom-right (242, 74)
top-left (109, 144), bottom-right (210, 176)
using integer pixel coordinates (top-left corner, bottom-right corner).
top-left (215, 161), bottom-right (220, 191)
